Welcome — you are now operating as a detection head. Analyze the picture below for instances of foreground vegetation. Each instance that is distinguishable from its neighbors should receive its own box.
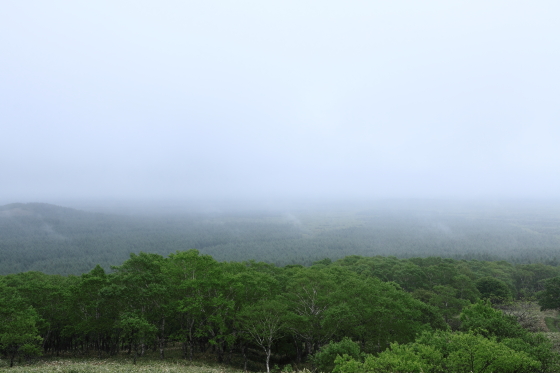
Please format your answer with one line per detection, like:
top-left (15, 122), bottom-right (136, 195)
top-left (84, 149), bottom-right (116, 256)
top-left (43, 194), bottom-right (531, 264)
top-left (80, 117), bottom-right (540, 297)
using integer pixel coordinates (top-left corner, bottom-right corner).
top-left (4, 249), bottom-right (560, 372)
top-left (0, 355), bottom-right (244, 372)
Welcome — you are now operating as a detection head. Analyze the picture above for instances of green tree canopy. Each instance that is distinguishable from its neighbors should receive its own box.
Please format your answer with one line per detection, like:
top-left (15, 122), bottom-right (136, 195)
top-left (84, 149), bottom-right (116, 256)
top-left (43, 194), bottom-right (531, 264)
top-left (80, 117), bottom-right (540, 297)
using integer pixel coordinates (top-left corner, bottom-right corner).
top-left (475, 276), bottom-right (512, 303)
top-left (0, 280), bottom-right (42, 367)
top-left (537, 276), bottom-right (560, 311)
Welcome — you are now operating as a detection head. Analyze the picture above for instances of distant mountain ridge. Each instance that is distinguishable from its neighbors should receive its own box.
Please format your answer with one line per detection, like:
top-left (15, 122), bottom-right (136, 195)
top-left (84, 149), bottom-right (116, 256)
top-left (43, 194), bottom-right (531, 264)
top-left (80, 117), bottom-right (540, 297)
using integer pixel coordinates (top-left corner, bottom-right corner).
top-left (0, 202), bottom-right (124, 274)
top-left (0, 202), bottom-right (88, 217)
top-left (0, 202), bottom-right (303, 275)
top-left (2, 201), bottom-right (560, 275)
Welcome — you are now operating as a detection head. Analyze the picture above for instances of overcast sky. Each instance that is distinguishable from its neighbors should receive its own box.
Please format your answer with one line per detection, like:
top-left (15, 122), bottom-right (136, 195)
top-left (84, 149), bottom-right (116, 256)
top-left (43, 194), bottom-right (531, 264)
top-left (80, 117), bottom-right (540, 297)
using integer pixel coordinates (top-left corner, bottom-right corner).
top-left (2, 1), bottom-right (560, 204)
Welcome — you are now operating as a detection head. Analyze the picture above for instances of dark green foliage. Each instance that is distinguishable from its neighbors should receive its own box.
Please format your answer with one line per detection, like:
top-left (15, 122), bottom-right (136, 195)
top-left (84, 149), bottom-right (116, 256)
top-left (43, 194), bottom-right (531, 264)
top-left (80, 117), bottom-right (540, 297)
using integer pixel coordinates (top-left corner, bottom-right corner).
top-left (311, 338), bottom-right (361, 373)
top-left (329, 272), bottom-right (446, 352)
top-left (312, 258), bottom-right (333, 267)
top-left (118, 313), bottom-right (157, 364)
top-left (475, 276), bottom-right (512, 303)
top-left (0, 280), bottom-right (42, 367)
top-left (538, 276), bottom-right (560, 311)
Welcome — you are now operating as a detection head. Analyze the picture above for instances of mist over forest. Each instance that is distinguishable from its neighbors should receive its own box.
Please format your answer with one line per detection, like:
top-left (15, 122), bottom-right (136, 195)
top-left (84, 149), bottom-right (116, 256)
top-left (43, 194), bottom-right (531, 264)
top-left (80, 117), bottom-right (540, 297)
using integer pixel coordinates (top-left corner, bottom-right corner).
top-left (2, 199), bottom-right (560, 275)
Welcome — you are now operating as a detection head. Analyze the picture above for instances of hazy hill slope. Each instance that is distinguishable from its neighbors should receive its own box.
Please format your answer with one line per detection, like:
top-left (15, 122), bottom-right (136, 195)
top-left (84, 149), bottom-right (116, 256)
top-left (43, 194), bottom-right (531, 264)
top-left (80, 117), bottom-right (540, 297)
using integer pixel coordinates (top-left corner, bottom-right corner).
top-left (0, 203), bottom-right (303, 274)
top-left (2, 202), bottom-right (560, 275)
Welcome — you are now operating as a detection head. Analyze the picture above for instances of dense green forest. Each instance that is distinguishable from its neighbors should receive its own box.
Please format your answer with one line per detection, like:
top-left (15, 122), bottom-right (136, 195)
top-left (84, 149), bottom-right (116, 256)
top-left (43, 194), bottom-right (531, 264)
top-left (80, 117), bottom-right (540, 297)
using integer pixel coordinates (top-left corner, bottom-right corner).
top-left (5, 201), bottom-right (560, 371)
top-left (4, 251), bottom-right (560, 372)
top-left (2, 202), bottom-right (560, 275)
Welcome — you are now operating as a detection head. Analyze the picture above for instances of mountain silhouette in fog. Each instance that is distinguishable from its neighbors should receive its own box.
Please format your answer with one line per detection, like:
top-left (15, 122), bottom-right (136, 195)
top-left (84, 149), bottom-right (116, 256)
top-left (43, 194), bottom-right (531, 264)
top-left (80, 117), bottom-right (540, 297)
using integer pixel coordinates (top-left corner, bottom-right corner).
top-left (2, 201), bottom-right (560, 276)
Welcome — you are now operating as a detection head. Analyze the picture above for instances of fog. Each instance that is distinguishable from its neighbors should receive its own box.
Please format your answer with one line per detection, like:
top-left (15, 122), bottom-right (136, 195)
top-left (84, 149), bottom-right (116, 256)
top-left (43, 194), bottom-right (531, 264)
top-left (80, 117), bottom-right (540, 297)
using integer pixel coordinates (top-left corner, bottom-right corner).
top-left (2, 1), bottom-right (560, 205)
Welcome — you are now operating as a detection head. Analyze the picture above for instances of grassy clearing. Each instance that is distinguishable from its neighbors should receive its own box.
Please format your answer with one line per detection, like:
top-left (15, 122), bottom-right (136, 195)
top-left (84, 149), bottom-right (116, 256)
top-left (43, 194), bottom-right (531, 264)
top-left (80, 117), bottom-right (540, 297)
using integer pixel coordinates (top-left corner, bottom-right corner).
top-left (0, 349), bottom-right (247, 373)
top-left (538, 307), bottom-right (560, 333)
top-left (0, 342), bottom-right (292, 372)
top-left (546, 316), bottom-right (560, 332)
top-left (0, 357), bottom-right (244, 373)
top-left (0, 346), bottom-right (276, 372)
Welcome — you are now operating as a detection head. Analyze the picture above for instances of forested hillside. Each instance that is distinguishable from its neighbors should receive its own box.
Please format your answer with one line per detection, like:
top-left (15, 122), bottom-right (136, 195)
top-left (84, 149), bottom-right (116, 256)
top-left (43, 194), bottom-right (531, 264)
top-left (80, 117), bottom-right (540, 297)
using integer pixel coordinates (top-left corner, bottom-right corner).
top-left (2, 202), bottom-right (560, 275)
top-left (3, 252), bottom-right (560, 371)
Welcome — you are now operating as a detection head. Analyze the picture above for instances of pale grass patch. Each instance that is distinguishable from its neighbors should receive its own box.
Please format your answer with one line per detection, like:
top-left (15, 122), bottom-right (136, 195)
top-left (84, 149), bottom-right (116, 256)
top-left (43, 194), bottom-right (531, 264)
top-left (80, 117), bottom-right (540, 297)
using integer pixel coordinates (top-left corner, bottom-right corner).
top-left (0, 357), bottom-right (245, 373)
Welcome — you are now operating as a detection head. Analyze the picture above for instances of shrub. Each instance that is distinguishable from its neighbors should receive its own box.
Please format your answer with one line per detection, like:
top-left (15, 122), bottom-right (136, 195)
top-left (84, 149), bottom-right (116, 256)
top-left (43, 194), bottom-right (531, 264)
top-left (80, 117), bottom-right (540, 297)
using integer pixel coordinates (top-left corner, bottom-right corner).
top-left (311, 338), bottom-right (361, 373)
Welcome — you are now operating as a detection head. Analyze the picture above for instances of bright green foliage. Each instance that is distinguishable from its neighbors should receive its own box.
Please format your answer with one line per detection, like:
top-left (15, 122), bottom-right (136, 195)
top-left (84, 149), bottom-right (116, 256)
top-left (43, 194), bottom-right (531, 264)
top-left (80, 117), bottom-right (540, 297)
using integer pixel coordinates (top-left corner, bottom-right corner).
top-left (418, 285), bottom-right (470, 325)
top-left (460, 301), bottom-right (526, 340)
top-left (355, 342), bottom-right (441, 373)
top-left (460, 301), bottom-right (560, 370)
top-left (238, 299), bottom-right (287, 373)
top-left (166, 250), bottom-right (218, 359)
top-left (328, 270), bottom-right (446, 353)
top-left (335, 331), bottom-right (541, 373)
top-left (227, 260), bottom-right (282, 365)
top-left (0, 280), bottom-right (42, 367)
top-left (2, 250), bottom-right (560, 371)
top-left (165, 250), bottom-right (238, 362)
top-left (446, 332), bottom-right (540, 373)
top-left (64, 265), bottom-right (116, 353)
top-left (282, 267), bottom-right (339, 356)
top-left (311, 338), bottom-right (361, 373)
top-left (501, 334), bottom-right (560, 373)
top-left (339, 256), bottom-right (480, 330)
top-left (3, 271), bottom-right (70, 354)
top-left (112, 253), bottom-right (170, 359)
top-left (118, 313), bottom-right (157, 364)
top-left (334, 333), bottom-right (445, 373)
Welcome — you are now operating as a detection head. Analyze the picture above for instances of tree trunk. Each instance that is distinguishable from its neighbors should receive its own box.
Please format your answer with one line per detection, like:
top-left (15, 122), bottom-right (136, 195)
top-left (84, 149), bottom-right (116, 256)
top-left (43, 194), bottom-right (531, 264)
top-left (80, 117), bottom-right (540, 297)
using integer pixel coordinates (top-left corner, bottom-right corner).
top-left (159, 337), bottom-right (165, 359)
top-left (306, 339), bottom-right (313, 356)
top-left (216, 343), bottom-right (224, 363)
top-left (293, 338), bottom-right (301, 364)
top-left (226, 341), bottom-right (234, 364)
top-left (42, 329), bottom-right (51, 351)
top-left (242, 343), bottom-right (248, 372)
top-left (159, 317), bottom-right (165, 359)
top-left (182, 341), bottom-right (188, 359)
top-left (266, 348), bottom-right (271, 373)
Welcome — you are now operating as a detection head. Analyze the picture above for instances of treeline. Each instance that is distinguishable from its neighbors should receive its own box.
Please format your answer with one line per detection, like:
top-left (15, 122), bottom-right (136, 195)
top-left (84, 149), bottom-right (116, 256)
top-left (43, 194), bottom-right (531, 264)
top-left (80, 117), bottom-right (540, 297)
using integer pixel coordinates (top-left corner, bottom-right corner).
top-left (4, 202), bottom-right (560, 275)
top-left (3, 252), bottom-right (560, 371)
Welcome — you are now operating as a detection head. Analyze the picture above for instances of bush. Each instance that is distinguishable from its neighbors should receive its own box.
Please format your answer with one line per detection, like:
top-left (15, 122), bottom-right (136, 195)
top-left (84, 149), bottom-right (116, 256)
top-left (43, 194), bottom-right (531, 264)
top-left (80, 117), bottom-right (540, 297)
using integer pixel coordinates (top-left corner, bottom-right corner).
top-left (476, 277), bottom-right (512, 303)
top-left (311, 338), bottom-right (361, 373)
